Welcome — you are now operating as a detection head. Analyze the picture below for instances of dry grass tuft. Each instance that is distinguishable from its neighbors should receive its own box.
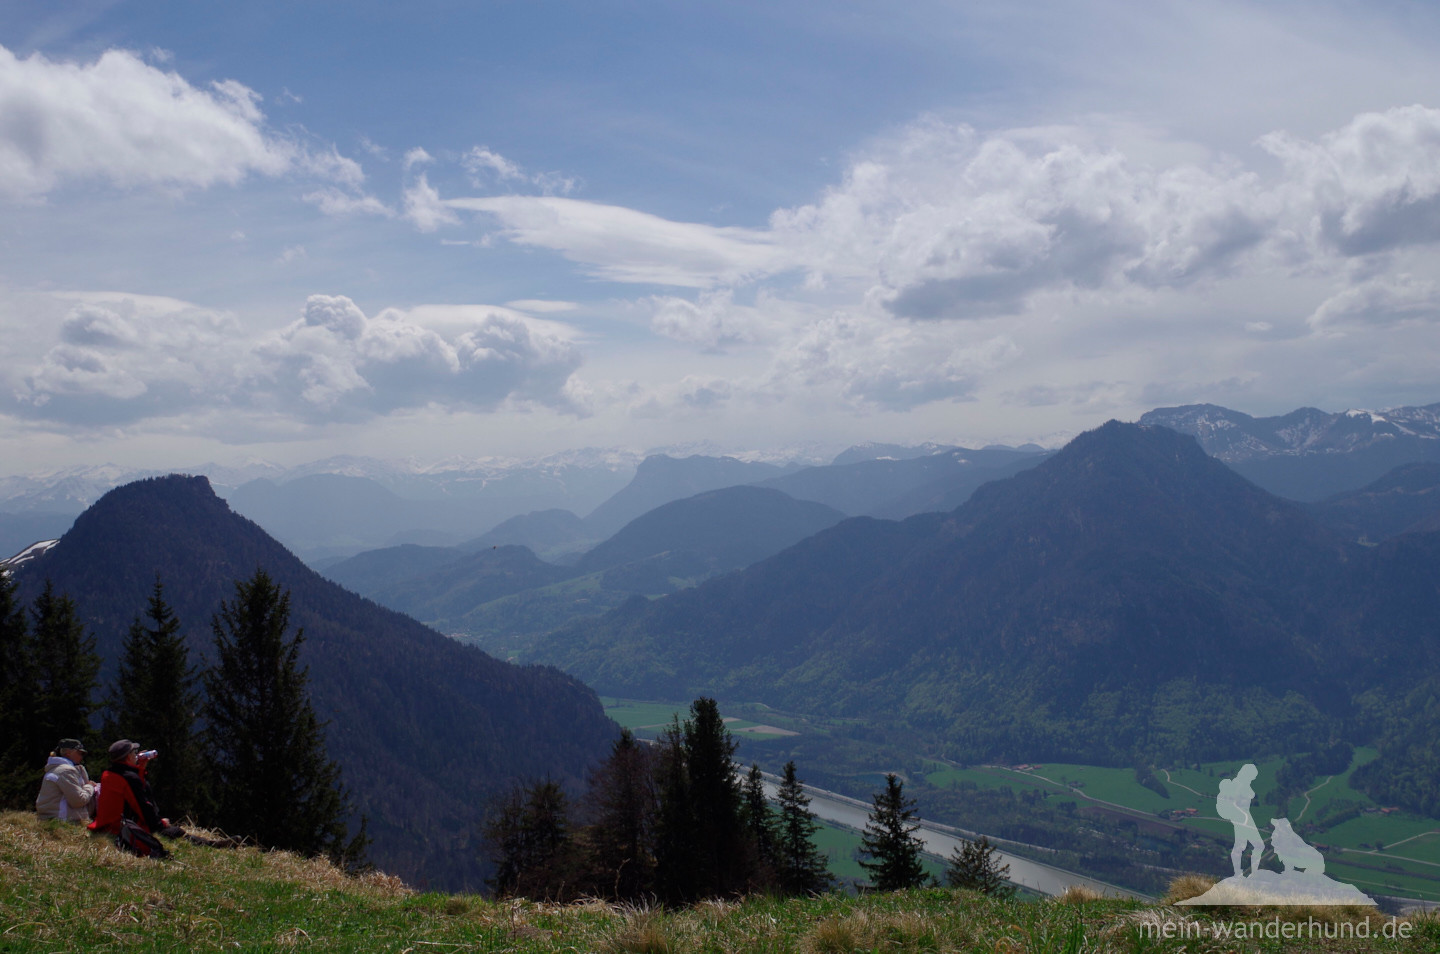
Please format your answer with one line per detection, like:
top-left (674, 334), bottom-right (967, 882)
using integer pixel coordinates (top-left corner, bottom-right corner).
top-left (605, 913), bottom-right (679, 954)
top-left (1162, 873), bottom-right (1216, 904)
top-left (274, 926), bottom-right (312, 946)
top-left (1055, 884), bottom-right (1104, 905)
top-left (806, 915), bottom-right (860, 954)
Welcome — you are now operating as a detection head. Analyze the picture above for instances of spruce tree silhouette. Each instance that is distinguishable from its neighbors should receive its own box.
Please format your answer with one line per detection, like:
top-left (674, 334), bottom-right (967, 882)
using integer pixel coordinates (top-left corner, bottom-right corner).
top-left (945, 835), bottom-right (1014, 897)
top-left (859, 774), bottom-right (927, 891)
top-left (775, 760), bottom-right (833, 895)
top-left (30, 581), bottom-right (100, 765)
top-left (111, 577), bottom-right (206, 821)
top-left (0, 574), bottom-right (38, 807)
top-left (204, 570), bottom-right (358, 862)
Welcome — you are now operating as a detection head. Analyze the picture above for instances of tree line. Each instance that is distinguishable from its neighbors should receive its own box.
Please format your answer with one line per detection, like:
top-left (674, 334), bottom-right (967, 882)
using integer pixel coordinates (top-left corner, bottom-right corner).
top-left (0, 569), bottom-right (363, 867)
top-left (484, 697), bottom-right (1015, 903)
top-left (483, 698), bottom-right (834, 904)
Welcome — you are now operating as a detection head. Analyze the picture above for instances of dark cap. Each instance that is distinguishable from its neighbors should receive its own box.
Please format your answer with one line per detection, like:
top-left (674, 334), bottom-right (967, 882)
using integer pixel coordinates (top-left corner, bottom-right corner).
top-left (56, 738), bottom-right (85, 754)
top-left (108, 739), bottom-right (139, 761)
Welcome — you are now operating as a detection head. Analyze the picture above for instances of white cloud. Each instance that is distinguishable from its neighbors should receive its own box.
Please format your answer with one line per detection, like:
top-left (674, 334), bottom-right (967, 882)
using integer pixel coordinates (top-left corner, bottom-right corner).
top-left (648, 290), bottom-right (768, 349)
top-left (463, 146), bottom-right (524, 181)
top-left (0, 44), bottom-right (306, 198)
top-left (404, 173), bottom-right (460, 232)
top-left (4, 292), bottom-right (586, 429)
top-left (447, 195), bottom-right (791, 287)
top-left (763, 309), bottom-right (1018, 411)
top-left (506, 299), bottom-right (578, 314)
top-left (770, 119), bottom-right (1274, 320)
top-left (303, 187), bottom-right (393, 217)
top-left (462, 145), bottom-right (576, 195)
top-left (1261, 105), bottom-right (1440, 256)
top-left (402, 147), bottom-right (434, 171)
top-left (1307, 274), bottom-right (1440, 330)
top-left (254, 295), bottom-right (585, 420)
top-left (9, 295), bottom-right (244, 425)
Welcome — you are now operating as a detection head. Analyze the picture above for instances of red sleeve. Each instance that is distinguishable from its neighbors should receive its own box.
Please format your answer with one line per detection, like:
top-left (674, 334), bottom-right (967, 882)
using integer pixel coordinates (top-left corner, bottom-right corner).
top-left (87, 770), bottom-right (146, 834)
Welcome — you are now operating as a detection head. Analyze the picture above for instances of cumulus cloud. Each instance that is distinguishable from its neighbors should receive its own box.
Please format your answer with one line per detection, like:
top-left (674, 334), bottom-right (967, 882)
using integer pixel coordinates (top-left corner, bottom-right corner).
top-left (6, 292), bottom-right (586, 428)
top-left (533, 107), bottom-right (1440, 418)
top-left (11, 296), bottom-right (244, 425)
top-left (648, 290), bottom-right (769, 349)
top-left (1262, 105), bottom-right (1440, 256)
top-left (770, 120), bottom-right (1274, 321)
top-left (253, 295), bottom-right (585, 420)
top-left (0, 44), bottom-right (356, 199)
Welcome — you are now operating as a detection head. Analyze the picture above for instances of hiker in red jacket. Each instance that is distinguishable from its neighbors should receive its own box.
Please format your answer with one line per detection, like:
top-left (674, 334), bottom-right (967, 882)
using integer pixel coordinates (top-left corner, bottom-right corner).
top-left (88, 739), bottom-right (171, 836)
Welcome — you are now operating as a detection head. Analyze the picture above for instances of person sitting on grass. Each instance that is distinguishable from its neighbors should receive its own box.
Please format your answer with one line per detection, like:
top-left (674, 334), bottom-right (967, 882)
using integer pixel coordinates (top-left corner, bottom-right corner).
top-left (88, 739), bottom-right (176, 838)
top-left (35, 738), bottom-right (96, 823)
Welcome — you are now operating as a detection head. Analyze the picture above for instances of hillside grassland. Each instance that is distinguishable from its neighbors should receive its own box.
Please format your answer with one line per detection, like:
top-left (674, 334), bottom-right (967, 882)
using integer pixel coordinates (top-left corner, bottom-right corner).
top-left (3, 813), bottom-right (1437, 954)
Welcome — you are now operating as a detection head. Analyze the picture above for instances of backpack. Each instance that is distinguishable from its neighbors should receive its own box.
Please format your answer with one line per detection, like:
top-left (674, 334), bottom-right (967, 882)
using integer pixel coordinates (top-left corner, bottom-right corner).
top-left (115, 819), bottom-right (169, 859)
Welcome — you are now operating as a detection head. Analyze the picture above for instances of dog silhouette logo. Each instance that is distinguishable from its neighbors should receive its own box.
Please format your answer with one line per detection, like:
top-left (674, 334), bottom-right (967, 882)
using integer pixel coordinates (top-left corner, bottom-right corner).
top-left (1270, 817), bottom-right (1325, 877)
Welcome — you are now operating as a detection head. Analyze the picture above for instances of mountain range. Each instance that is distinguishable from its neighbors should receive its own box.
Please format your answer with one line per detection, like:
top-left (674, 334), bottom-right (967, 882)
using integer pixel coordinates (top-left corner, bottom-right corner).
top-left (321, 485), bottom-right (850, 634)
top-left (529, 421), bottom-right (1440, 767)
top-left (9, 475), bottom-right (616, 890)
top-left (1141, 401), bottom-right (1440, 500)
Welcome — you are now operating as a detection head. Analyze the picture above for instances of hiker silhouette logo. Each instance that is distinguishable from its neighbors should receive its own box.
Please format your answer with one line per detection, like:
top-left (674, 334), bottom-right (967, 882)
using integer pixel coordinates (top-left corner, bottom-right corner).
top-left (1179, 763), bottom-right (1375, 906)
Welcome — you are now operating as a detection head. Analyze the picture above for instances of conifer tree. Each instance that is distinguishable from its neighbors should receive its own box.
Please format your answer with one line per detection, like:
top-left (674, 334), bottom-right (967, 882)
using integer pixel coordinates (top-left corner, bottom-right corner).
top-left (483, 778), bottom-right (577, 900)
top-left (742, 763), bottom-right (778, 880)
top-left (30, 581), bottom-right (100, 760)
top-left (585, 728), bottom-right (657, 900)
top-left (859, 773), bottom-right (928, 891)
top-left (945, 835), bottom-right (1015, 897)
top-left (651, 719), bottom-right (697, 904)
top-left (0, 574), bottom-right (37, 807)
top-left (774, 760), bottom-right (834, 895)
top-left (112, 577), bottom-right (206, 820)
top-left (682, 697), bottom-right (747, 898)
top-left (204, 570), bottom-right (355, 860)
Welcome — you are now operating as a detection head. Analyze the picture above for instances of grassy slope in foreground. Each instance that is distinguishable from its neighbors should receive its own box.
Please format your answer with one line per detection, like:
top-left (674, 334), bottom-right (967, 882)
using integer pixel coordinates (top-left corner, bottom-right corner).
top-left (3, 814), bottom-right (1439, 953)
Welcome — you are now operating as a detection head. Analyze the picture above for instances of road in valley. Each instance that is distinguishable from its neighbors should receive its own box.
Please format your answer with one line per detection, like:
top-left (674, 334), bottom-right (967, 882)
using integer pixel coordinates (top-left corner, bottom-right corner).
top-left (763, 775), bottom-right (1149, 900)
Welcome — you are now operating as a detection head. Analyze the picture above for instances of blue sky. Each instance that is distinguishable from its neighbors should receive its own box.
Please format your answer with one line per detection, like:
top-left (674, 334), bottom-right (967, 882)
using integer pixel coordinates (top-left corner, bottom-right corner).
top-left (5, 0), bottom-right (1440, 472)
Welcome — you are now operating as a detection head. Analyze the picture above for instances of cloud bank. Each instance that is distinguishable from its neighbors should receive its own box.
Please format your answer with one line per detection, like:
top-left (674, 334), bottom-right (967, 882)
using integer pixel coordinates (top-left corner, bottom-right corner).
top-left (418, 106), bottom-right (1440, 418)
top-left (8, 293), bottom-right (584, 429)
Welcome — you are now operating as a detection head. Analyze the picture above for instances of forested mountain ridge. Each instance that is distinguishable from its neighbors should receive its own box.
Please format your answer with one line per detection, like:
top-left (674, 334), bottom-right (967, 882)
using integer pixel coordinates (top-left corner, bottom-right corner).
top-left (575, 486), bottom-right (846, 578)
top-left (325, 486), bottom-right (854, 632)
top-left (581, 454), bottom-right (792, 539)
top-left (11, 475), bottom-right (617, 890)
top-left (533, 422), bottom-right (1440, 765)
top-left (1308, 462), bottom-right (1440, 542)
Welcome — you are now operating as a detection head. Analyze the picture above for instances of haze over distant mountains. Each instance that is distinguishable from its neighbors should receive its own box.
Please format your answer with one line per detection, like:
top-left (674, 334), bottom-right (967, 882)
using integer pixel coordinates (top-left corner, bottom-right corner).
top-left (530, 421), bottom-right (1440, 768)
top-left (6, 398), bottom-right (1440, 565)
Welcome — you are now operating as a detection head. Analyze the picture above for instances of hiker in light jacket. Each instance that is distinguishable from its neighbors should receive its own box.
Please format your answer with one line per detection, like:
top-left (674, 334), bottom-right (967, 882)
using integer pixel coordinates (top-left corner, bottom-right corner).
top-left (35, 738), bottom-right (96, 822)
